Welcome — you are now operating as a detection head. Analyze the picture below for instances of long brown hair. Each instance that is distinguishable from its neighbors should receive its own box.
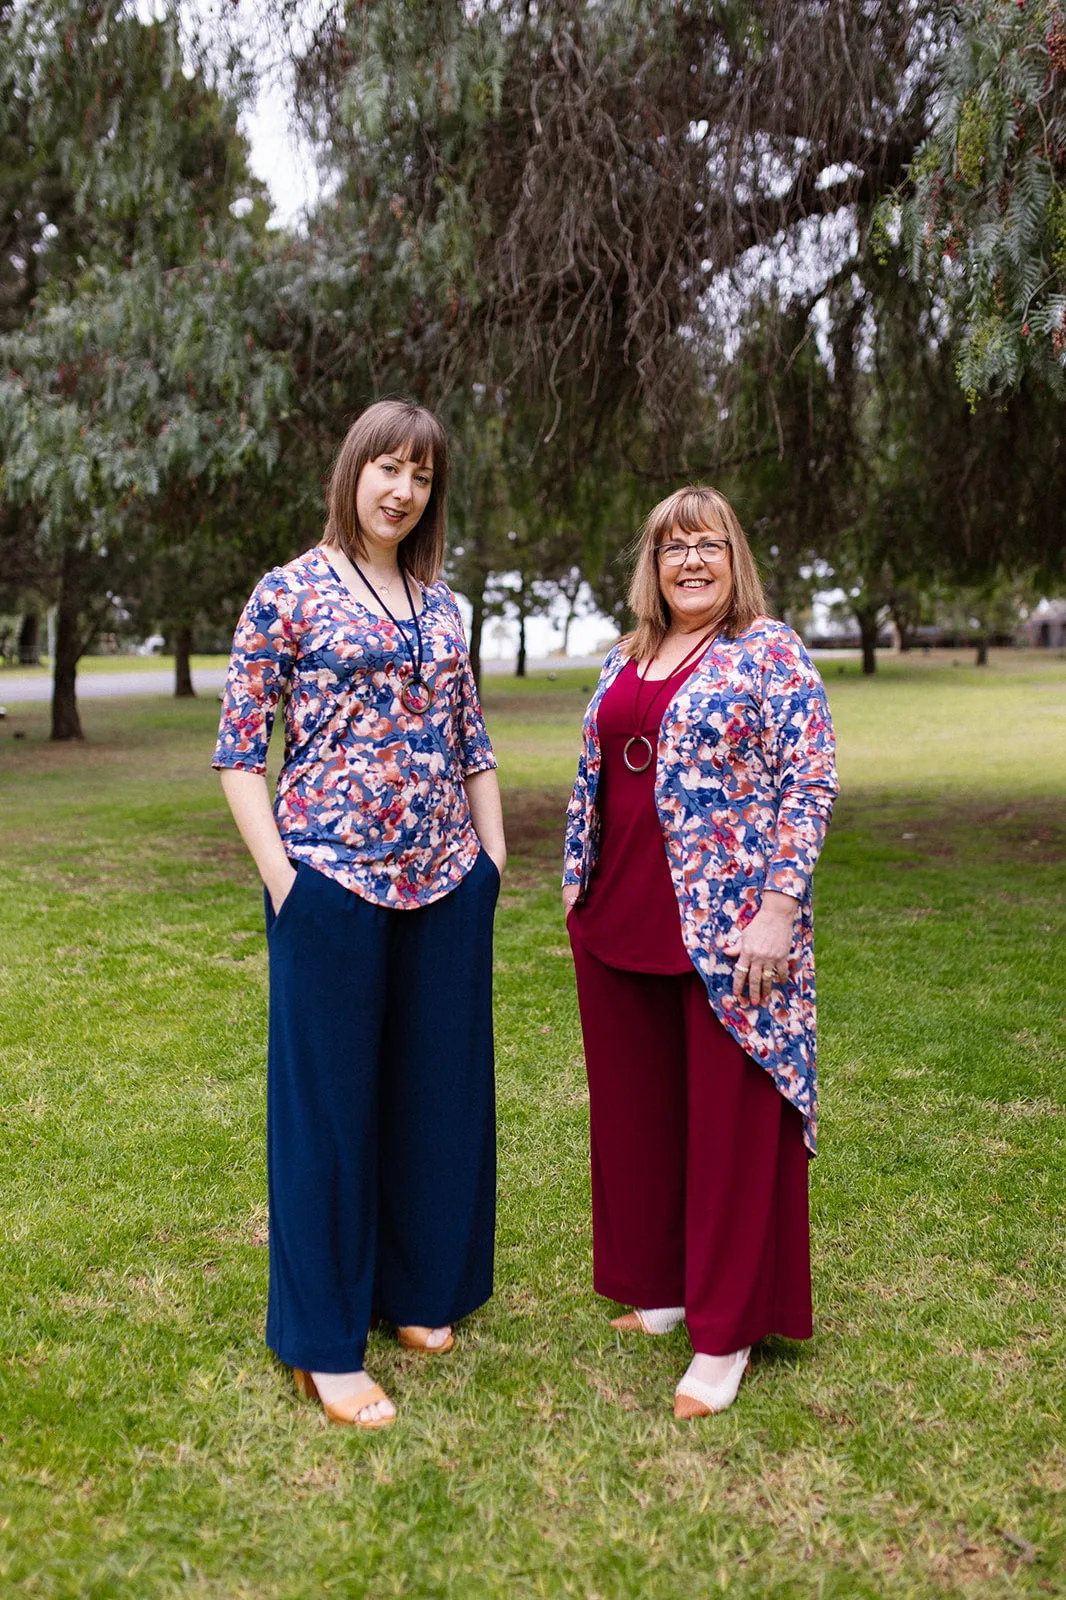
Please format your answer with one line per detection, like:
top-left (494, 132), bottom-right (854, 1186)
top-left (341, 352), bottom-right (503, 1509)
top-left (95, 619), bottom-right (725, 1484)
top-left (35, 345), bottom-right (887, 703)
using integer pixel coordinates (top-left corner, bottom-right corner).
top-left (322, 400), bottom-right (449, 584)
top-left (623, 486), bottom-right (767, 661)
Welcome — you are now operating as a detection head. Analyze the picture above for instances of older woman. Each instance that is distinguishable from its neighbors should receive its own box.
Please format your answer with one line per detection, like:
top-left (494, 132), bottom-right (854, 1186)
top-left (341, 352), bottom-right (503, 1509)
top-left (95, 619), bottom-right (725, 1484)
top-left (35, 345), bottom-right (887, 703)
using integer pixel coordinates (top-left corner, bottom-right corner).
top-left (563, 486), bottom-right (837, 1418)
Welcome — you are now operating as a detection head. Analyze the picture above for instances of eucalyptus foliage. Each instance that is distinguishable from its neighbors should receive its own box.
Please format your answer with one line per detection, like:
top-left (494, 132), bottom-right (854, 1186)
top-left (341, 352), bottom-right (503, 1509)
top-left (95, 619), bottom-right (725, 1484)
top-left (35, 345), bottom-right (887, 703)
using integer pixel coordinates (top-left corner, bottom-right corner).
top-left (0, 0), bottom-right (277, 734)
top-left (899, 0), bottom-right (1066, 403)
top-left (0, 244), bottom-right (287, 536)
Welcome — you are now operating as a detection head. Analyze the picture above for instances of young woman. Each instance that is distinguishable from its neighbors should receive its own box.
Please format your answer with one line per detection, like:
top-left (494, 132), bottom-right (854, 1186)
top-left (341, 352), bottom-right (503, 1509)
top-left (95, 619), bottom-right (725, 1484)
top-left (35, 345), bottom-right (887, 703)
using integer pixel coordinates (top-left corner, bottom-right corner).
top-left (214, 400), bottom-right (505, 1429)
top-left (563, 486), bottom-right (837, 1418)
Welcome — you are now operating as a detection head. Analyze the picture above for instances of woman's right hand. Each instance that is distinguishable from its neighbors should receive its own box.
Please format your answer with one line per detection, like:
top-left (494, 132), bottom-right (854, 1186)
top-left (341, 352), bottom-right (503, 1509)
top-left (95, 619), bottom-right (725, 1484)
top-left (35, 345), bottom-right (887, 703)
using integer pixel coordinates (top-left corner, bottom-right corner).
top-left (268, 862), bottom-right (298, 915)
top-left (562, 884), bottom-right (580, 917)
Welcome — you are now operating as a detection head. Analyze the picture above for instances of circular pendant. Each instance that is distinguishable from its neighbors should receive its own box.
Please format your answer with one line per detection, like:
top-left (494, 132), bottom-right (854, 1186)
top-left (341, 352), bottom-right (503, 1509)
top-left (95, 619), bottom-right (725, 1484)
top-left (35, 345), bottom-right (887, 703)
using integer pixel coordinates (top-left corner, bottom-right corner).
top-left (400, 677), bottom-right (433, 715)
top-left (622, 734), bottom-right (654, 773)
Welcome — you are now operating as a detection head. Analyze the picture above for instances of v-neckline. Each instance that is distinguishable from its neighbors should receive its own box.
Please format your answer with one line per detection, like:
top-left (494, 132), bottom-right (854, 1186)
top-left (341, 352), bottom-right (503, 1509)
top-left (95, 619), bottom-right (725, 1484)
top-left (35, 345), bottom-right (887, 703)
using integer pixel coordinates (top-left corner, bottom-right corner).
top-left (632, 634), bottom-right (718, 684)
top-left (318, 547), bottom-right (427, 623)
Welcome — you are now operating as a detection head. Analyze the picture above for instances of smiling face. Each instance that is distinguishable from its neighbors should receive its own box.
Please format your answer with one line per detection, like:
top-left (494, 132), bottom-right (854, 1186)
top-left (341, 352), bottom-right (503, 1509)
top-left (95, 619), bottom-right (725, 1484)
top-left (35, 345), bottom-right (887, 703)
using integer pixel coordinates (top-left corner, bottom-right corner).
top-left (354, 446), bottom-right (434, 561)
top-left (656, 526), bottom-right (734, 634)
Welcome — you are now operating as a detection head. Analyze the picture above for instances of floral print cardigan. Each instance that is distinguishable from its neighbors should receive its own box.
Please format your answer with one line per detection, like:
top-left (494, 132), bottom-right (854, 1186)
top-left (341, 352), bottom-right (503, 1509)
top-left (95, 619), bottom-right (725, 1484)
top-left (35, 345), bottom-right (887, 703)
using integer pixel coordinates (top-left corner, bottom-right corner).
top-left (563, 618), bottom-right (838, 1151)
top-left (213, 548), bottom-right (497, 910)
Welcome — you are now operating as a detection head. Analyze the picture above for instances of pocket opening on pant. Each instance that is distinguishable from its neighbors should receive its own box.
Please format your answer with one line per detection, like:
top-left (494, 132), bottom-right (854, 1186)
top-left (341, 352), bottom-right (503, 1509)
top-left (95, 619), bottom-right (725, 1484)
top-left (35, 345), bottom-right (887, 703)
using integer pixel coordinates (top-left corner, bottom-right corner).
top-left (266, 860), bottom-right (304, 938)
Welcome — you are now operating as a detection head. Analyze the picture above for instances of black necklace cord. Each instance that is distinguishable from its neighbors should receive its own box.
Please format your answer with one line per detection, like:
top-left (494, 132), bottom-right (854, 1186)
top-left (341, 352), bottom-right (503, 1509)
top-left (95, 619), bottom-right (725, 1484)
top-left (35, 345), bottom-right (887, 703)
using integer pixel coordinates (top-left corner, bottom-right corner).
top-left (351, 558), bottom-right (433, 714)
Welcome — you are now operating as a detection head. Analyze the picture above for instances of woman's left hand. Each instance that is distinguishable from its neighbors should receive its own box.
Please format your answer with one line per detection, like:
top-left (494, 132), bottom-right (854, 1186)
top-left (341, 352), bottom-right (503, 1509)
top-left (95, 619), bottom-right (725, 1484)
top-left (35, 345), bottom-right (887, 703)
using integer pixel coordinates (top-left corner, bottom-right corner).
top-left (727, 891), bottom-right (800, 1006)
top-left (465, 768), bottom-right (506, 881)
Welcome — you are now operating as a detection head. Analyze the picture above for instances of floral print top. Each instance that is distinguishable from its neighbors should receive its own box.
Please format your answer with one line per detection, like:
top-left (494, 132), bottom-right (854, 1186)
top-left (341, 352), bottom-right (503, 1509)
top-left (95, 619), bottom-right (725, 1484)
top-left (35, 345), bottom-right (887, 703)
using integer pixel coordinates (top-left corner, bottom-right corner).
top-left (213, 547), bottom-right (497, 909)
top-left (563, 619), bottom-right (838, 1151)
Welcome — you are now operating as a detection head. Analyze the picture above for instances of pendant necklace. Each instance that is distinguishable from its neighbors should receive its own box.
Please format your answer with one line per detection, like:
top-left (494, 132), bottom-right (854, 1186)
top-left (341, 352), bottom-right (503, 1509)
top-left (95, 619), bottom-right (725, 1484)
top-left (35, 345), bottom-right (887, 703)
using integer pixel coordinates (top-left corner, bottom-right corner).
top-left (622, 627), bottom-right (717, 774)
top-left (351, 559), bottom-right (433, 715)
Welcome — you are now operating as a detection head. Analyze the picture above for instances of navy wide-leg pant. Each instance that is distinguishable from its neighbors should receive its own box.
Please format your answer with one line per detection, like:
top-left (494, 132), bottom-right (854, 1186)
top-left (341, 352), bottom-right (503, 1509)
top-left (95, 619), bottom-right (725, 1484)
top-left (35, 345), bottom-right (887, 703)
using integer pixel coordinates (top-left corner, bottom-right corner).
top-left (263, 850), bottom-right (499, 1372)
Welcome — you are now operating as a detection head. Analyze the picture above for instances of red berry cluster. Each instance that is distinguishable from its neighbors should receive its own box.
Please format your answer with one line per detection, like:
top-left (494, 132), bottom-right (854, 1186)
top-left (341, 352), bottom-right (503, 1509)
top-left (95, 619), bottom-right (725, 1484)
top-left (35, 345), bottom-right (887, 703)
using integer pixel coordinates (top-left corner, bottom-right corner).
top-left (1055, 310), bottom-right (1066, 356)
top-left (1048, 17), bottom-right (1066, 72)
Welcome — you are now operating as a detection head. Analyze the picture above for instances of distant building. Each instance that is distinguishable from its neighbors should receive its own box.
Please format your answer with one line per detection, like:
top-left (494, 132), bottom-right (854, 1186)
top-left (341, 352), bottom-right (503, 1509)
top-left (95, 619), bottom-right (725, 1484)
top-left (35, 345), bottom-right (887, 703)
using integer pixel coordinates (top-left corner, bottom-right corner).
top-left (1024, 598), bottom-right (1066, 649)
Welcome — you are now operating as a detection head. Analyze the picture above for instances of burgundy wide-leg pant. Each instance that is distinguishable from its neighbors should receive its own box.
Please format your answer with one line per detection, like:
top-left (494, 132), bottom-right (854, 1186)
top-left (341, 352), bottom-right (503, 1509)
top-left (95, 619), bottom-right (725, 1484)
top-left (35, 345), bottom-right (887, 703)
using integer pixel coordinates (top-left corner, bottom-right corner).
top-left (570, 939), bottom-right (813, 1355)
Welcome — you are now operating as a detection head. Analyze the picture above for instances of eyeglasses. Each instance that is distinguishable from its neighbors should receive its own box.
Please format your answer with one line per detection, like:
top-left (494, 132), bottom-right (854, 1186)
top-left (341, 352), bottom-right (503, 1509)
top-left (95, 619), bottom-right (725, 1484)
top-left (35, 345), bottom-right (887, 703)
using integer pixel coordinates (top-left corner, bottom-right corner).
top-left (655, 538), bottom-right (730, 566)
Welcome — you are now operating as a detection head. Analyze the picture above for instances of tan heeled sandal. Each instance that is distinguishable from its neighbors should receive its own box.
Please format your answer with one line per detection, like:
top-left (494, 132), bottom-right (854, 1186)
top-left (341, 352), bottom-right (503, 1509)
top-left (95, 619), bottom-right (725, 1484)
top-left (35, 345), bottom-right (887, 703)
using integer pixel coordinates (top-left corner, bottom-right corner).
top-left (396, 1324), bottom-right (454, 1354)
top-left (292, 1368), bottom-right (396, 1429)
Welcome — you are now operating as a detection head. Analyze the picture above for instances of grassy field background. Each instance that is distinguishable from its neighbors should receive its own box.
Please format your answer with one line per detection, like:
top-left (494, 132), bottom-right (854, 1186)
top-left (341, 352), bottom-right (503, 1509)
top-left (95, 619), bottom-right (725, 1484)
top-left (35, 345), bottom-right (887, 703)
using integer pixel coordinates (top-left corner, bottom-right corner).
top-left (0, 651), bottom-right (1063, 1598)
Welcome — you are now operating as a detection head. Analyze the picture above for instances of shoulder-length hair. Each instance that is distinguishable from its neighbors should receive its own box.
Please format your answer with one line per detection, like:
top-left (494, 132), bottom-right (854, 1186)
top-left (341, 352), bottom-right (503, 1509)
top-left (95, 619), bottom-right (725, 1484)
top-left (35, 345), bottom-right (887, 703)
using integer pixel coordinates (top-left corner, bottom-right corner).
top-left (322, 400), bottom-right (449, 585)
top-left (623, 486), bottom-right (767, 661)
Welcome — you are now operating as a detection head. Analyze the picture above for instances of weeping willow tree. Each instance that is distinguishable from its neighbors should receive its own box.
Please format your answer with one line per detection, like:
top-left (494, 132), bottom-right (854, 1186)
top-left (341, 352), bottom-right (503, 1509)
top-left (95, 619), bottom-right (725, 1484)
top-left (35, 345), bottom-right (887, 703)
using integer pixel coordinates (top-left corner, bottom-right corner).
top-left (268, 0), bottom-right (940, 444)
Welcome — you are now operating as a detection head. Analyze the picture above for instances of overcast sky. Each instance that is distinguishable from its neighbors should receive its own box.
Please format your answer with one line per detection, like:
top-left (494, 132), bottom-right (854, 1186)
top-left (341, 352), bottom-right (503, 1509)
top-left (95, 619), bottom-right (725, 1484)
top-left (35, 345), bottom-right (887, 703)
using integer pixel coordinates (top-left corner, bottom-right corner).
top-left (131, 0), bottom-right (321, 228)
top-left (243, 82), bottom-right (321, 229)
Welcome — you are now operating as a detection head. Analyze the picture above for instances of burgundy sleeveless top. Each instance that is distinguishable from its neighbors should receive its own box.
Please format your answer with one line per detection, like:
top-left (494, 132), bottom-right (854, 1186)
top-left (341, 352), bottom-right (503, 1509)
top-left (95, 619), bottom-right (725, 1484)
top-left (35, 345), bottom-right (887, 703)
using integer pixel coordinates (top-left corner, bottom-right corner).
top-left (569, 656), bottom-right (695, 973)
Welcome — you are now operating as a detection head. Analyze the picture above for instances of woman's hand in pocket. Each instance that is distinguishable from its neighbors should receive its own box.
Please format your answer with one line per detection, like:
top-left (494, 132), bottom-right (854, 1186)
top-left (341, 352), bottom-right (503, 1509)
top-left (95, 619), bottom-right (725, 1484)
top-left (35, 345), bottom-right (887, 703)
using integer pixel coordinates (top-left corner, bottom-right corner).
top-left (562, 884), bottom-right (580, 918)
top-left (268, 862), bottom-right (298, 915)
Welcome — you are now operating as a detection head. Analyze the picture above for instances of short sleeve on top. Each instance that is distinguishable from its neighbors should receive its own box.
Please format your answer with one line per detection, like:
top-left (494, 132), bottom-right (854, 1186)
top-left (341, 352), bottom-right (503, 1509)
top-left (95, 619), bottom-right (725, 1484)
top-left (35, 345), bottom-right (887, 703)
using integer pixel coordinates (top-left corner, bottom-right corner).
top-left (440, 589), bottom-right (496, 777)
top-left (212, 570), bottom-right (300, 773)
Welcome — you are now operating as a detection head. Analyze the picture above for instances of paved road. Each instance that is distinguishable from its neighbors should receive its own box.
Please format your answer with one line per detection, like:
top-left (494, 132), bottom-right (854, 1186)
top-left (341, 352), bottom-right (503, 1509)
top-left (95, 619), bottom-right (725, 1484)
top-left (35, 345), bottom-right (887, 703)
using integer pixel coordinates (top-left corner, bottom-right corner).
top-left (0, 657), bottom-right (610, 705)
top-left (0, 649), bottom-right (865, 707)
top-left (0, 668), bottom-right (229, 703)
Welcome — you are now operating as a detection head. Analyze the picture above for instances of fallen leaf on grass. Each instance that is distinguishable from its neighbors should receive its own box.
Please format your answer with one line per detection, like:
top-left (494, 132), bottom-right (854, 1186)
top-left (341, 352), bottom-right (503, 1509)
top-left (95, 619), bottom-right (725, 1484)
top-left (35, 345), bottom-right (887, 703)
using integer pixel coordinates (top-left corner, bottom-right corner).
top-left (996, 1527), bottom-right (1037, 1564)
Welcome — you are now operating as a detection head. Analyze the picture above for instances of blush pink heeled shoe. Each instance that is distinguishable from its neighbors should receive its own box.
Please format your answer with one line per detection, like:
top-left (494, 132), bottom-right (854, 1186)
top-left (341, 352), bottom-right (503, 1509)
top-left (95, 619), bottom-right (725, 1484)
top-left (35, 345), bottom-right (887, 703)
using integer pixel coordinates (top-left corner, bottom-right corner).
top-left (610, 1306), bottom-right (686, 1335)
top-left (673, 1348), bottom-right (751, 1419)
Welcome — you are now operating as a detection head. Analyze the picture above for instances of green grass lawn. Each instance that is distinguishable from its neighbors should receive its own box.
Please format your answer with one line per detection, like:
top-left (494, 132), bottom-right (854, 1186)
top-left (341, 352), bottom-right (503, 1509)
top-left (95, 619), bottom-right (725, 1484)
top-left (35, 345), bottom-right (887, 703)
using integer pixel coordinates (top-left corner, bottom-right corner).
top-left (0, 653), bottom-right (1063, 1598)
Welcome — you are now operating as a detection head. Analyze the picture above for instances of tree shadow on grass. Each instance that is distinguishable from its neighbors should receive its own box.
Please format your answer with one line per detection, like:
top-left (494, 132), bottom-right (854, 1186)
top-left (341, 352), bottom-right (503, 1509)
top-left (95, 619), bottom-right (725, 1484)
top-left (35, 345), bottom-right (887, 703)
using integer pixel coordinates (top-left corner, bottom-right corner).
top-left (499, 785), bottom-right (571, 890)
top-left (827, 793), bottom-right (1065, 866)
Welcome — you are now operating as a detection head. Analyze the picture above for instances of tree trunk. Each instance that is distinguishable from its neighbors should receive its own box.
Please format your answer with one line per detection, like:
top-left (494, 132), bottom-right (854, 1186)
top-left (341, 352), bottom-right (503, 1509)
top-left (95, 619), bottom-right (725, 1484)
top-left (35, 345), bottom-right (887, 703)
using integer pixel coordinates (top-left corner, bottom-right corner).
top-left (173, 621), bottom-right (196, 697)
top-left (51, 552), bottom-right (85, 741)
top-left (558, 570), bottom-right (582, 657)
top-left (17, 609), bottom-right (40, 666)
top-left (515, 609), bottom-right (527, 678)
top-left (890, 605), bottom-right (912, 652)
top-left (975, 635), bottom-right (989, 666)
top-left (468, 581), bottom-right (486, 691)
top-left (856, 608), bottom-right (879, 676)
top-left (561, 591), bottom-right (580, 657)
